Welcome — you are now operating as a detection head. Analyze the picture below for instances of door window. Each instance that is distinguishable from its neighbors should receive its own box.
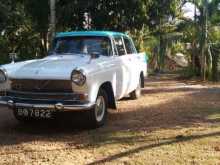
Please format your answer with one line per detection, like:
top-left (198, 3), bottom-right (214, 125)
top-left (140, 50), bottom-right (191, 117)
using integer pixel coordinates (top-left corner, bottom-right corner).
top-left (123, 37), bottom-right (136, 54)
top-left (114, 37), bottom-right (126, 56)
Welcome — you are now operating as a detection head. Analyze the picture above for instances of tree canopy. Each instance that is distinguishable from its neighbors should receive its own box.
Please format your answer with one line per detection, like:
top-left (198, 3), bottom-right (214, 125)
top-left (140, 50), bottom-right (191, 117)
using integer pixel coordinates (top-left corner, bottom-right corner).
top-left (0, 0), bottom-right (219, 80)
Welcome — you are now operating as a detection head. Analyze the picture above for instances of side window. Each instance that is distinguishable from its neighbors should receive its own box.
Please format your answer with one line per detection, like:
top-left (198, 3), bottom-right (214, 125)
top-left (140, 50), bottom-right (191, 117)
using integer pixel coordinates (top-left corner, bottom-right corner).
top-left (124, 37), bottom-right (136, 54)
top-left (114, 37), bottom-right (126, 56)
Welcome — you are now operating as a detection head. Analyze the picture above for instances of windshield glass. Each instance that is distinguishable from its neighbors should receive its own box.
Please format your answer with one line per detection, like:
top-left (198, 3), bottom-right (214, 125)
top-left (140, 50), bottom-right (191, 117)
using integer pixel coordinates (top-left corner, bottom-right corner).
top-left (51, 36), bottom-right (113, 56)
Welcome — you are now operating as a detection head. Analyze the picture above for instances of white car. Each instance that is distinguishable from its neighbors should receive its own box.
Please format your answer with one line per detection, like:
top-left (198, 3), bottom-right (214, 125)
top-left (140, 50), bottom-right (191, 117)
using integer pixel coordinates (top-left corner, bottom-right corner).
top-left (0, 31), bottom-right (147, 127)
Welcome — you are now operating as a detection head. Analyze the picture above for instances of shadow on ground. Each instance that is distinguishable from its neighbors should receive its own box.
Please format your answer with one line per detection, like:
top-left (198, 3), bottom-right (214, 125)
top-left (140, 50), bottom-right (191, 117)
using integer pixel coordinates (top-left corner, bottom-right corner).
top-left (87, 131), bottom-right (220, 165)
top-left (0, 74), bottom-right (220, 163)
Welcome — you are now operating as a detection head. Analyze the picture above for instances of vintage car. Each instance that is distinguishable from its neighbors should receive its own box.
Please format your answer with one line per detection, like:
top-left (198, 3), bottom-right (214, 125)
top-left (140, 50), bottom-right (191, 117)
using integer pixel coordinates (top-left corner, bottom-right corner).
top-left (0, 31), bottom-right (147, 127)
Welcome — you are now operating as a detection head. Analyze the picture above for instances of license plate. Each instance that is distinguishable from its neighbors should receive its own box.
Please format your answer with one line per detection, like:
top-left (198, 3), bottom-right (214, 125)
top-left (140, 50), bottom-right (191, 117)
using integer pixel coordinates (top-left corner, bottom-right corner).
top-left (16, 108), bottom-right (54, 119)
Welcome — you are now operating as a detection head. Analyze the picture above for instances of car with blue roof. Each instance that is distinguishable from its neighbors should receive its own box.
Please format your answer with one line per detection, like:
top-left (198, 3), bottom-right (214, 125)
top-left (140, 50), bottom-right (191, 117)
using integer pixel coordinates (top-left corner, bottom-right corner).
top-left (0, 31), bottom-right (147, 127)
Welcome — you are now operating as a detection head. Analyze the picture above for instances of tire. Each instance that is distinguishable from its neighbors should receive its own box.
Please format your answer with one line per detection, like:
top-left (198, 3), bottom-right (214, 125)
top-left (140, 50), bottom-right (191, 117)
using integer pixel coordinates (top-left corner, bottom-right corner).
top-left (130, 77), bottom-right (142, 100)
top-left (88, 89), bottom-right (108, 128)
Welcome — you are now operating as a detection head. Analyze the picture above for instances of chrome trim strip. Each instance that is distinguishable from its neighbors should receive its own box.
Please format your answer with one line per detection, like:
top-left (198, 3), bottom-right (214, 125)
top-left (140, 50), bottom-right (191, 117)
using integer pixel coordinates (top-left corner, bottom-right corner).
top-left (8, 90), bottom-right (79, 96)
top-left (13, 102), bottom-right (95, 111)
top-left (0, 99), bottom-right (94, 111)
top-left (0, 100), bottom-right (7, 105)
top-left (0, 93), bottom-right (94, 111)
top-left (6, 96), bottom-right (79, 102)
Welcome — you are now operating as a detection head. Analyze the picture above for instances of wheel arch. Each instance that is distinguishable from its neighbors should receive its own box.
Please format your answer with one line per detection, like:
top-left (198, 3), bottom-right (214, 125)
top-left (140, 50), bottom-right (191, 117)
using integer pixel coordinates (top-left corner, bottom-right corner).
top-left (99, 81), bottom-right (117, 110)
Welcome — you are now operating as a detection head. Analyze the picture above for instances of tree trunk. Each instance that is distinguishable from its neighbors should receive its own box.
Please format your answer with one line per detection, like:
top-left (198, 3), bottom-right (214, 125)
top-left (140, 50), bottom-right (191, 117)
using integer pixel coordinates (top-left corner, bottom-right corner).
top-left (40, 32), bottom-right (48, 57)
top-left (212, 46), bottom-right (219, 81)
top-left (201, 0), bottom-right (208, 81)
top-left (49, 0), bottom-right (56, 43)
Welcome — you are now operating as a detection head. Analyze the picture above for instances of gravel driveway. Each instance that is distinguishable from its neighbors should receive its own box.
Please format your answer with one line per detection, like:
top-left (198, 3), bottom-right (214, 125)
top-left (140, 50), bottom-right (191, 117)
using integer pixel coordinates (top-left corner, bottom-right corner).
top-left (0, 74), bottom-right (220, 165)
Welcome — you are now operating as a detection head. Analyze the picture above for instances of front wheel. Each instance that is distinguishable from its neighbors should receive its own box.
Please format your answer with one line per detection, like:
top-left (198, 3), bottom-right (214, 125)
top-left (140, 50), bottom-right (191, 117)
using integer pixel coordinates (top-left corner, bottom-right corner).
top-left (130, 77), bottom-right (142, 100)
top-left (88, 89), bottom-right (108, 128)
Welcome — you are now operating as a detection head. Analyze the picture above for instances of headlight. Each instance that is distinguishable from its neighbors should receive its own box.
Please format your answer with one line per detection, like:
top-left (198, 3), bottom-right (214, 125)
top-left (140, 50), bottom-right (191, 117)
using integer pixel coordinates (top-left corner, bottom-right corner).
top-left (0, 69), bottom-right (7, 83)
top-left (71, 69), bottom-right (86, 86)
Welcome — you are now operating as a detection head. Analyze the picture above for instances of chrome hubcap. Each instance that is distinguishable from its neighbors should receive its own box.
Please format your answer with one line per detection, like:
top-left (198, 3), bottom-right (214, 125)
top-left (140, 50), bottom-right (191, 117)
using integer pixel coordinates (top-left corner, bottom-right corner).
top-left (95, 96), bottom-right (105, 122)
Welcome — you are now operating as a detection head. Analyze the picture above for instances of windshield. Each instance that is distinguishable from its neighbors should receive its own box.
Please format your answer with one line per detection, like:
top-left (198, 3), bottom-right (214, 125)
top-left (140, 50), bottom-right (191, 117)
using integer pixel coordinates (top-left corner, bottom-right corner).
top-left (51, 36), bottom-right (113, 56)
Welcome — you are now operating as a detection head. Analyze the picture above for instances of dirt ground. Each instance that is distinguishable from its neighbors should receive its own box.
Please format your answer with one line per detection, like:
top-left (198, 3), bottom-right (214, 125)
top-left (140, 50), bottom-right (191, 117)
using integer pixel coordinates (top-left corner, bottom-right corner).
top-left (0, 74), bottom-right (220, 165)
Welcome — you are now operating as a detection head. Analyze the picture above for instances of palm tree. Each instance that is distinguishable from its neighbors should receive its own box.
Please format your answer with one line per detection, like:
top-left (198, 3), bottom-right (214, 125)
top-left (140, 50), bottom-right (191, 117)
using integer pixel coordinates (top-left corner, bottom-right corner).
top-left (49, 0), bottom-right (56, 42)
top-left (182, 0), bottom-right (220, 80)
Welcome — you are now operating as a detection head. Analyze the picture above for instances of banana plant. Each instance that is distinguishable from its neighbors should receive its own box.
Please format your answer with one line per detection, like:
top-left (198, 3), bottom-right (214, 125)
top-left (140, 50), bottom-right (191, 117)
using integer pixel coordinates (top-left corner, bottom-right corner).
top-left (182, 0), bottom-right (220, 80)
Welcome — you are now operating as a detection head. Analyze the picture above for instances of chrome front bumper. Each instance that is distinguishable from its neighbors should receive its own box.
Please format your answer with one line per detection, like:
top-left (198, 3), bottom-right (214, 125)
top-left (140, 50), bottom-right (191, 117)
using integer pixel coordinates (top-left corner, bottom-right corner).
top-left (0, 91), bottom-right (95, 112)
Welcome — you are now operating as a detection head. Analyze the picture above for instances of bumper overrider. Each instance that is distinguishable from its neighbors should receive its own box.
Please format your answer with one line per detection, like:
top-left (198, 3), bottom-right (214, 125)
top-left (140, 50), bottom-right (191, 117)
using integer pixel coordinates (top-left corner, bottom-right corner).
top-left (0, 90), bottom-right (95, 111)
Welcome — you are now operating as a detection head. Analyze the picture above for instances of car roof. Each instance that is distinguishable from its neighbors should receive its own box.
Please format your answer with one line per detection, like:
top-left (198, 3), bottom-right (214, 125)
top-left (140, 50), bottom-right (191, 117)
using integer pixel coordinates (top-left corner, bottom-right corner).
top-left (56, 31), bottom-right (129, 38)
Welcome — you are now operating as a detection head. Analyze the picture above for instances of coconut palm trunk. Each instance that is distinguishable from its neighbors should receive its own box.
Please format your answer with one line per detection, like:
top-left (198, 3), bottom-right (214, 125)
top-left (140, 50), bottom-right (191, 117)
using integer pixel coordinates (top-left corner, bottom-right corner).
top-left (49, 0), bottom-right (56, 43)
top-left (201, 0), bottom-right (208, 81)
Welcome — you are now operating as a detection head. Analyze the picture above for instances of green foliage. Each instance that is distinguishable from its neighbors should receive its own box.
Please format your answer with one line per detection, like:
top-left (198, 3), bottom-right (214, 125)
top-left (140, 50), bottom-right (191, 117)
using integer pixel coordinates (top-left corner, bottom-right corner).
top-left (24, 0), bottom-right (49, 32)
top-left (0, 0), bottom-right (219, 81)
top-left (179, 66), bottom-right (198, 78)
top-left (171, 42), bottom-right (186, 55)
top-left (56, 0), bottom-right (150, 31)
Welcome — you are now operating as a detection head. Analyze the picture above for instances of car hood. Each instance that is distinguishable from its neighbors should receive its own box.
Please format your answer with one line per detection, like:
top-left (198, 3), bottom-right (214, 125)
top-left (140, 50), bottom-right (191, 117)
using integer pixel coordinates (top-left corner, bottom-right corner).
top-left (8, 55), bottom-right (91, 80)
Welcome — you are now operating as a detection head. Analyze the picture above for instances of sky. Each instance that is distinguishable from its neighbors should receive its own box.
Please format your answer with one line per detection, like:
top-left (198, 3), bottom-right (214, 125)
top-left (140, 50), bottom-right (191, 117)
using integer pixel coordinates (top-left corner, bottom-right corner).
top-left (182, 2), bottom-right (200, 20)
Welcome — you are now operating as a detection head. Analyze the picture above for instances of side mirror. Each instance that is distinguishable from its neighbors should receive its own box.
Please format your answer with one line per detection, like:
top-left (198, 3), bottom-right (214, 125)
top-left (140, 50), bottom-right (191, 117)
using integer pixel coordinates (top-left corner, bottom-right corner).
top-left (9, 53), bottom-right (18, 63)
top-left (90, 52), bottom-right (100, 59)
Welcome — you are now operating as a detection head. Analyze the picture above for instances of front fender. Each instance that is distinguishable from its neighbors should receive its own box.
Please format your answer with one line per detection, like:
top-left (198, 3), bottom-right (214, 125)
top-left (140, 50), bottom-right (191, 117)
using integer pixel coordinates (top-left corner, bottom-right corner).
top-left (72, 68), bottom-right (117, 103)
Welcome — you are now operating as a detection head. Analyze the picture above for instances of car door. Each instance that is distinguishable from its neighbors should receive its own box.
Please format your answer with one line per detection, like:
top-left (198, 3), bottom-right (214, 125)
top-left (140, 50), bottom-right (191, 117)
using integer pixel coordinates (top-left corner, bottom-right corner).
top-left (123, 36), bottom-right (140, 93)
top-left (113, 36), bottom-right (132, 99)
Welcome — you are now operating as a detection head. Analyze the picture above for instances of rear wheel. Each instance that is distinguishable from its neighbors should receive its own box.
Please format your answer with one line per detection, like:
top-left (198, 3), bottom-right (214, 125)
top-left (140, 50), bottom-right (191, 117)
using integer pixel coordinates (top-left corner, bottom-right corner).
top-left (130, 77), bottom-right (141, 100)
top-left (88, 89), bottom-right (108, 128)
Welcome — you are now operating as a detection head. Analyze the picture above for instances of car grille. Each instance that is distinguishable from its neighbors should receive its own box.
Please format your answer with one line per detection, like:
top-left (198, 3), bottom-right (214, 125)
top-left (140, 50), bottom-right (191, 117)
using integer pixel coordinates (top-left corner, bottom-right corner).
top-left (7, 90), bottom-right (81, 101)
top-left (10, 79), bottom-right (73, 92)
